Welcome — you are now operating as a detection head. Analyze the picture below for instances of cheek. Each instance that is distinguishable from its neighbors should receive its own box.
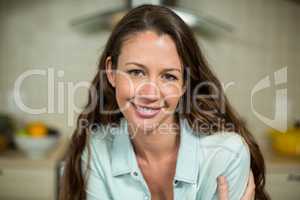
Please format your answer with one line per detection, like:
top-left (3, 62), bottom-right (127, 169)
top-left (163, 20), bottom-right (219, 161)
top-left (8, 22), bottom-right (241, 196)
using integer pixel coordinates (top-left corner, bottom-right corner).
top-left (161, 83), bottom-right (184, 107)
top-left (114, 74), bottom-right (135, 105)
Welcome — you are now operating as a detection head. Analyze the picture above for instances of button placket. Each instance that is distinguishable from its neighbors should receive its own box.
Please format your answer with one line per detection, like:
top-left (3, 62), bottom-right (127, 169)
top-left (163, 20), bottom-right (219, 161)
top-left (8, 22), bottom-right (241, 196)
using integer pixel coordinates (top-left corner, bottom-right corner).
top-left (130, 170), bottom-right (151, 199)
top-left (173, 179), bottom-right (179, 187)
top-left (131, 171), bottom-right (139, 179)
top-left (144, 194), bottom-right (150, 200)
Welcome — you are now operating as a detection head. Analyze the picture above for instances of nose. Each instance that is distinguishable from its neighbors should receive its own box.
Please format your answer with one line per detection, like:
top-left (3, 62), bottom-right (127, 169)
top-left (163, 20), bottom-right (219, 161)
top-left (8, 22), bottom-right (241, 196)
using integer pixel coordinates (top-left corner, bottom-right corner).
top-left (135, 80), bottom-right (160, 102)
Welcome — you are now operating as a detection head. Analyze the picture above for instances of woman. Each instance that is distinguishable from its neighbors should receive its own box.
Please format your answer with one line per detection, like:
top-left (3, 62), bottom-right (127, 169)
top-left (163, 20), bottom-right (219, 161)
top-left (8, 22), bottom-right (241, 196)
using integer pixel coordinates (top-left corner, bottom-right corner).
top-left (60, 4), bottom-right (269, 200)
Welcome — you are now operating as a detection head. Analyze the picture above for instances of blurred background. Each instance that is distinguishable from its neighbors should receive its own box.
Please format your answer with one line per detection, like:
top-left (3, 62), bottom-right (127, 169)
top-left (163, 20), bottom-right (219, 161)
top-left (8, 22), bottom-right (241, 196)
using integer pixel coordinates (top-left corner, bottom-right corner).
top-left (0, 0), bottom-right (299, 199)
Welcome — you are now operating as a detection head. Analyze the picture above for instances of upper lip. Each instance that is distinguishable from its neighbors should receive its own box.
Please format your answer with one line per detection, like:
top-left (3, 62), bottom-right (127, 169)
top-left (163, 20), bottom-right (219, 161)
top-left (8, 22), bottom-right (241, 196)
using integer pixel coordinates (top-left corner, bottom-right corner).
top-left (131, 102), bottom-right (163, 110)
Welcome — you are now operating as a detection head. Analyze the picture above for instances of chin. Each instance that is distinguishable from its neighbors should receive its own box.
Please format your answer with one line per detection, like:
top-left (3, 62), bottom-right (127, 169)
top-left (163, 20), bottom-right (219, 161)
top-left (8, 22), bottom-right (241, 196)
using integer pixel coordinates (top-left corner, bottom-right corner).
top-left (127, 111), bottom-right (174, 134)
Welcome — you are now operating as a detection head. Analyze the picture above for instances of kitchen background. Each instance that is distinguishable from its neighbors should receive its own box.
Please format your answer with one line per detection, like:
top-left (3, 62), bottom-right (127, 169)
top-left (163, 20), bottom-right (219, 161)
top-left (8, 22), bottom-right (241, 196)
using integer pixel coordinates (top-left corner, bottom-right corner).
top-left (0, 0), bottom-right (299, 199)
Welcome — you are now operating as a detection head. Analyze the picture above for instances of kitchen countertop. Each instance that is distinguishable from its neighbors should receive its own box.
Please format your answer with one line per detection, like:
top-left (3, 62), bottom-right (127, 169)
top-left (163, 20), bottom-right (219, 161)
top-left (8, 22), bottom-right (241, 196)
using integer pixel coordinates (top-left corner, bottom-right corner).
top-left (261, 144), bottom-right (300, 173)
top-left (0, 137), bottom-right (69, 169)
top-left (1, 137), bottom-right (299, 173)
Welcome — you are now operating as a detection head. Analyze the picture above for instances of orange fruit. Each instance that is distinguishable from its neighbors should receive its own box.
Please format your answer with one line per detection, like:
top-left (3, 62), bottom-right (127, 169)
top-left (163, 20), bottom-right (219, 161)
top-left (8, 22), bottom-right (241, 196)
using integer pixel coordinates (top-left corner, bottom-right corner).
top-left (26, 122), bottom-right (48, 138)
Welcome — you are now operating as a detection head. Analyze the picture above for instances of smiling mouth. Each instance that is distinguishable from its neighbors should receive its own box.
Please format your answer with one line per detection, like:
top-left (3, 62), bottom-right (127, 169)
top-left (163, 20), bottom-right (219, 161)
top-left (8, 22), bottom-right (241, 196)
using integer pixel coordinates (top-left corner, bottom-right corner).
top-left (131, 102), bottom-right (162, 118)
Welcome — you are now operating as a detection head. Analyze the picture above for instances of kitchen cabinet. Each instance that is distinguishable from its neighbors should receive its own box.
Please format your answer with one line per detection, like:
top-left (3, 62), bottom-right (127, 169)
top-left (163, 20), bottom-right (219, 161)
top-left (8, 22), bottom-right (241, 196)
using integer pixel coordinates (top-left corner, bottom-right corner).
top-left (0, 138), bottom-right (68, 200)
top-left (263, 146), bottom-right (300, 200)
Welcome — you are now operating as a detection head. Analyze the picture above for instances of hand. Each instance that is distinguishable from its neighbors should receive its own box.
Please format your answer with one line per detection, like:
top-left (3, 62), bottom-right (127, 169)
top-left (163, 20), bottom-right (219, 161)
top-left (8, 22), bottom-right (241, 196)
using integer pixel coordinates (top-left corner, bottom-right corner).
top-left (217, 171), bottom-right (255, 200)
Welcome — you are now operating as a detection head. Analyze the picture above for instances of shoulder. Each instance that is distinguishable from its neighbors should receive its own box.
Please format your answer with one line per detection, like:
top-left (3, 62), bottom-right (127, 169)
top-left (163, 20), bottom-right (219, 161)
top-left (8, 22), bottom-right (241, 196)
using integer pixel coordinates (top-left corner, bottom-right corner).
top-left (81, 123), bottom-right (116, 166)
top-left (195, 132), bottom-right (251, 199)
top-left (195, 131), bottom-right (251, 181)
top-left (181, 118), bottom-right (248, 156)
top-left (198, 131), bottom-right (249, 156)
top-left (196, 131), bottom-right (250, 172)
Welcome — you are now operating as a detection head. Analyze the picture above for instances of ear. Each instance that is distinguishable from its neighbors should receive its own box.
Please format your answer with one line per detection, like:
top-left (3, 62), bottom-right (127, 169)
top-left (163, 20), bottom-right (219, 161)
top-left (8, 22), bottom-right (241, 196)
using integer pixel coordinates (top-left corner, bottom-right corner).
top-left (105, 56), bottom-right (116, 88)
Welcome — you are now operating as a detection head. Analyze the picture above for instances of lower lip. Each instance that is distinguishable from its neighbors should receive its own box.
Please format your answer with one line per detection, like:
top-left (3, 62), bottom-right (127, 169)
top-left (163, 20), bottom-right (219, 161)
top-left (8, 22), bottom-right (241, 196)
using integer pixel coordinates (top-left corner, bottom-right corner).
top-left (131, 103), bottom-right (161, 119)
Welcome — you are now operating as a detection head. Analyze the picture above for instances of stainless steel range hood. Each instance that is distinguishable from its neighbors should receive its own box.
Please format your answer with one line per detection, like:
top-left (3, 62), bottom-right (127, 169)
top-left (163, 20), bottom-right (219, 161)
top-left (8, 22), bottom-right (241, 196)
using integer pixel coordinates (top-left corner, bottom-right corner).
top-left (71, 0), bottom-right (233, 36)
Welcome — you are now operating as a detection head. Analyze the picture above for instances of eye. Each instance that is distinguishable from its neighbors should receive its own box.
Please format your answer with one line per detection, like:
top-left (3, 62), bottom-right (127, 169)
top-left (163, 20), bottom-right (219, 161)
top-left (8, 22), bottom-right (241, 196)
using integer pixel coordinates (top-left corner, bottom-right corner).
top-left (127, 69), bottom-right (145, 77)
top-left (162, 74), bottom-right (178, 81)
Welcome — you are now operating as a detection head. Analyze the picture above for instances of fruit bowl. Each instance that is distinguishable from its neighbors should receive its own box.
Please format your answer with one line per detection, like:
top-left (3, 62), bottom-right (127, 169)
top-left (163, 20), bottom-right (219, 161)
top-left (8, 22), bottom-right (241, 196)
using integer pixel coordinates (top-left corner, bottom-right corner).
top-left (14, 122), bottom-right (60, 159)
top-left (15, 135), bottom-right (59, 159)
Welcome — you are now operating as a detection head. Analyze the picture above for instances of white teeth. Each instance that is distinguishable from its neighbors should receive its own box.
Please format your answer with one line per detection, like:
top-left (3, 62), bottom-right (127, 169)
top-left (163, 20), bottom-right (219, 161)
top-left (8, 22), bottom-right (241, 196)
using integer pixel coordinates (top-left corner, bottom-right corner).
top-left (137, 106), bottom-right (155, 113)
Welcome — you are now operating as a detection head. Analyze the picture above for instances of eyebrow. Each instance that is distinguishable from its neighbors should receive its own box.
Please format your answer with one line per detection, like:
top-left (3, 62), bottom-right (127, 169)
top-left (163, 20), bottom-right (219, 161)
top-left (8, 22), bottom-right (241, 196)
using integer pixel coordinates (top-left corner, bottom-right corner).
top-left (125, 62), bottom-right (181, 73)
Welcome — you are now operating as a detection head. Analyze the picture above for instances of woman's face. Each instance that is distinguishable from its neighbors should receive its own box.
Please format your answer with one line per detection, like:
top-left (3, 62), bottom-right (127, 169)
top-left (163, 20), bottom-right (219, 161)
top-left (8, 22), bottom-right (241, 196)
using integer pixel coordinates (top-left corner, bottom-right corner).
top-left (106, 30), bottom-right (185, 134)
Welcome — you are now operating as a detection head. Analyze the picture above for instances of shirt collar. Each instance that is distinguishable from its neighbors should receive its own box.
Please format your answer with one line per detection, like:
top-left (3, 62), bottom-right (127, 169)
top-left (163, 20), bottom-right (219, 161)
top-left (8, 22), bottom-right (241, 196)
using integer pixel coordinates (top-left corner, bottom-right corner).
top-left (111, 118), bottom-right (133, 176)
top-left (111, 117), bottom-right (200, 184)
top-left (174, 118), bottom-right (199, 184)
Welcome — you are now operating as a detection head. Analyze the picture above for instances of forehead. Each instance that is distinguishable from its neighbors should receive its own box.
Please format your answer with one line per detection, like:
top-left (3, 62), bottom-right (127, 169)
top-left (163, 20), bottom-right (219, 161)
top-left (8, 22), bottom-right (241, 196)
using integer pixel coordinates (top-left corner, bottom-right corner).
top-left (118, 31), bottom-right (182, 70)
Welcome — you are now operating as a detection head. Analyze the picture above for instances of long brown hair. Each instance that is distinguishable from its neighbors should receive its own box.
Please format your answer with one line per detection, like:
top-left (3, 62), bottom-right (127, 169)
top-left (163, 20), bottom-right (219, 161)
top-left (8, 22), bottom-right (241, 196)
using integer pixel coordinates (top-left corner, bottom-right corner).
top-left (60, 4), bottom-right (269, 200)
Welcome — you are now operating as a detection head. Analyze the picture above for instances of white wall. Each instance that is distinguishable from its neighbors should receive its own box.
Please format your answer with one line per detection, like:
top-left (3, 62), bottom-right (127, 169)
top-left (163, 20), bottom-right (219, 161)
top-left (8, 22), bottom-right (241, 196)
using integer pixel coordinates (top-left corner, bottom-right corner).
top-left (0, 0), bottom-right (122, 135)
top-left (181, 0), bottom-right (300, 144)
top-left (0, 0), bottom-right (299, 142)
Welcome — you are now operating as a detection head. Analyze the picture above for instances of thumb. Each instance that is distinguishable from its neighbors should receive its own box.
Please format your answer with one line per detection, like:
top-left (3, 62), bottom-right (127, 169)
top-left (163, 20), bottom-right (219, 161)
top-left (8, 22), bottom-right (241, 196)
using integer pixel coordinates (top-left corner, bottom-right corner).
top-left (217, 176), bottom-right (229, 200)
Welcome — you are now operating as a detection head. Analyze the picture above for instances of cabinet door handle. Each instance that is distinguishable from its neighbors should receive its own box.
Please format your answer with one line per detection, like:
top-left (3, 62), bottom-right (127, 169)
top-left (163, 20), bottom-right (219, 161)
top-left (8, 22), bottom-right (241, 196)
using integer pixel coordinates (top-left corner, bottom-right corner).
top-left (287, 174), bottom-right (300, 182)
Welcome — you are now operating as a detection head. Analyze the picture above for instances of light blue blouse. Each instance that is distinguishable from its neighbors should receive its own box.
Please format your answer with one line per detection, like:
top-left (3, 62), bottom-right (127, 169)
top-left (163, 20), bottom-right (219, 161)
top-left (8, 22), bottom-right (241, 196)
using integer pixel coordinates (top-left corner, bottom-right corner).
top-left (81, 117), bottom-right (250, 200)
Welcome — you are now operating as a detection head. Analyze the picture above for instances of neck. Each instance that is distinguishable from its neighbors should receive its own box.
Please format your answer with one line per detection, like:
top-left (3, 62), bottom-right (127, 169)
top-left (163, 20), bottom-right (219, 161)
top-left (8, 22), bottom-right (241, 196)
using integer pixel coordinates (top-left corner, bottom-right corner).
top-left (128, 116), bottom-right (181, 164)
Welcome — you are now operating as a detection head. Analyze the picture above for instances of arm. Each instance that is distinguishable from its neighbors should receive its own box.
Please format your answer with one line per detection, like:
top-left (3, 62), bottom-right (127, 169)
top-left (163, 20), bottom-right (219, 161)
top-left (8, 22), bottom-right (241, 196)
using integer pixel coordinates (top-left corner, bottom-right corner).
top-left (218, 171), bottom-right (255, 200)
top-left (221, 141), bottom-right (251, 200)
